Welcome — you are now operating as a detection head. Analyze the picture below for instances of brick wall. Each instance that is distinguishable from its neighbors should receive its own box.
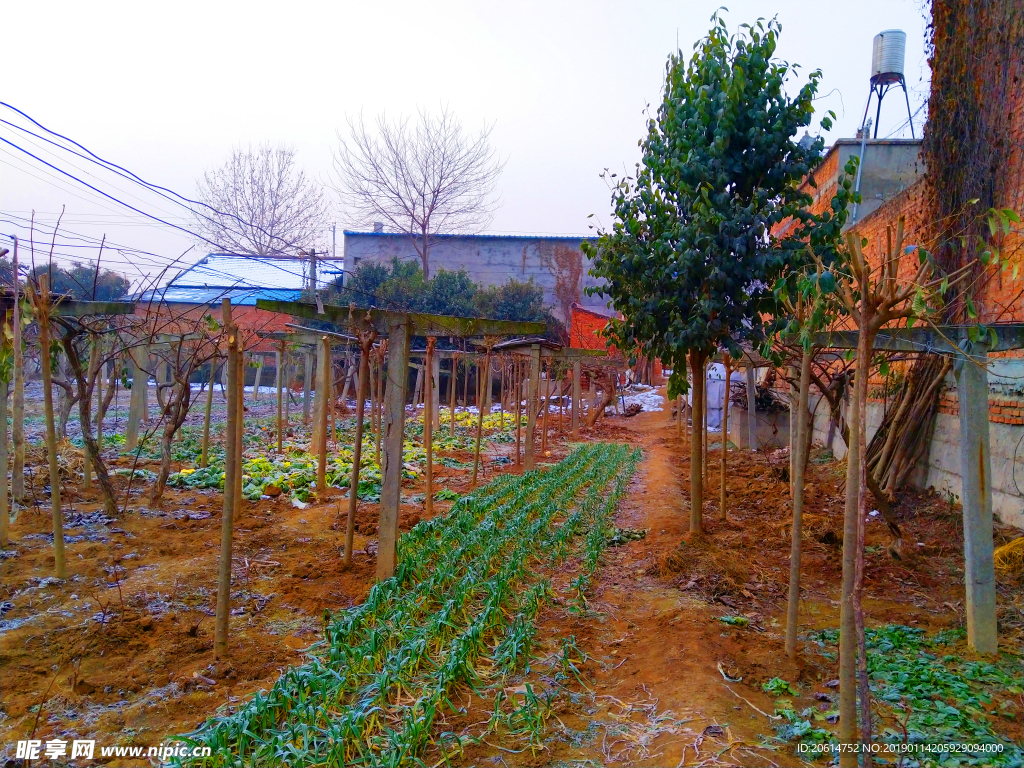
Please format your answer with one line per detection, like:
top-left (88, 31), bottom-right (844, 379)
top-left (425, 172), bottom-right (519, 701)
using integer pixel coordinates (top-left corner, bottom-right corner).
top-left (936, 391), bottom-right (1024, 425)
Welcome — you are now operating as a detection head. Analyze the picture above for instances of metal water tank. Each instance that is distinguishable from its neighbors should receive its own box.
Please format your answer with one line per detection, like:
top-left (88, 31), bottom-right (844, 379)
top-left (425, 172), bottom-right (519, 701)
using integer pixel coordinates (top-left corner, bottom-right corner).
top-left (871, 29), bottom-right (906, 85)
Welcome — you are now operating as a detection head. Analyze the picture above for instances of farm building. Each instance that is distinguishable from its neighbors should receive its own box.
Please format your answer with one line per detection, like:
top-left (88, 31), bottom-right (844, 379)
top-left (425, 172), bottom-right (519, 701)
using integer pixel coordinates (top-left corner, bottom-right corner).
top-left (136, 253), bottom-right (345, 348)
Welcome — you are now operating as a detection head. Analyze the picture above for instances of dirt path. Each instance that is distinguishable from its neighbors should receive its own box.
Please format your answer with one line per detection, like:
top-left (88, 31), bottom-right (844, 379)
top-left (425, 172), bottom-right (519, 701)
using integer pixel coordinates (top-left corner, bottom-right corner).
top-left (458, 407), bottom-right (793, 767)
top-left (564, 409), bottom-right (787, 766)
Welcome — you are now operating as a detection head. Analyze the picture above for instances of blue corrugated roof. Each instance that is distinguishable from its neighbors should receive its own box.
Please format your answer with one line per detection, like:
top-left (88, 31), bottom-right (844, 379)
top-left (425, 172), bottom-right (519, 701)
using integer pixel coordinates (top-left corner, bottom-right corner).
top-left (136, 286), bottom-right (301, 306)
top-left (171, 253), bottom-right (343, 290)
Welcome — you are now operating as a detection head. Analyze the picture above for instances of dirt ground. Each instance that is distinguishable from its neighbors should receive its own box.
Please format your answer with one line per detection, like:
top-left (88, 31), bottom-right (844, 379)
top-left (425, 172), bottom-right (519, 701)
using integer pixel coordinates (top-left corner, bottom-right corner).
top-left (0, 390), bottom-right (579, 765)
top-left (455, 406), bottom-right (1023, 767)
top-left (2, 387), bottom-right (1021, 766)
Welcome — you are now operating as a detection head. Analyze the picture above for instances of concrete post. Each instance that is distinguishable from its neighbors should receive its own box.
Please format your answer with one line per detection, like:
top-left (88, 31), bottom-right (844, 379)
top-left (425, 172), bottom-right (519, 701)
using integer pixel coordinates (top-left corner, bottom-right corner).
top-left (524, 343), bottom-right (541, 471)
top-left (571, 360), bottom-right (581, 439)
top-left (745, 365), bottom-right (757, 451)
top-left (954, 344), bottom-right (997, 655)
top-left (126, 344), bottom-right (150, 452)
top-left (377, 317), bottom-right (411, 580)
top-left (252, 354), bottom-right (263, 401)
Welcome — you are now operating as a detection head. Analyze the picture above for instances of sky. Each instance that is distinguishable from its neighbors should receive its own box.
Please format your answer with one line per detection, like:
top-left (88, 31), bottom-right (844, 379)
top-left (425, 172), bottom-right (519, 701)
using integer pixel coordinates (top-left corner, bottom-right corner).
top-left (1, 0), bottom-right (932, 286)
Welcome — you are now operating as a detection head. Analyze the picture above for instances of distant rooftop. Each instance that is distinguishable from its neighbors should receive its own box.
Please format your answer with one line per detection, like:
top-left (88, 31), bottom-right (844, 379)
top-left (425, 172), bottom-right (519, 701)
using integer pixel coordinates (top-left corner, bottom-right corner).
top-left (171, 253), bottom-right (343, 290)
top-left (136, 253), bottom-right (345, 306)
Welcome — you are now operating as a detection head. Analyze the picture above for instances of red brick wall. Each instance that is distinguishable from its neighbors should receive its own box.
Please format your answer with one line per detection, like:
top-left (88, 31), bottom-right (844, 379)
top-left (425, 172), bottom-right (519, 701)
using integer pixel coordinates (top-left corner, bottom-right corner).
top-left (137, 303), bottom-right (295, 355)
top-left (569, 304), bottom-right (616, 351)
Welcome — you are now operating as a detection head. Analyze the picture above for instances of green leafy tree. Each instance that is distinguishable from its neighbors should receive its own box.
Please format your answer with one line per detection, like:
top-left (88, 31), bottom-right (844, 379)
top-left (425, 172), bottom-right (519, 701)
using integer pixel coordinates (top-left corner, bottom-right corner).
top-left (585, 14), bottom-right (829, 533)
top-left (31, 261), bottom-right (130, 301)
top-left (421, 269), bottom-right (478, 317)
top-left (327, 261), bottom-right (563, 338)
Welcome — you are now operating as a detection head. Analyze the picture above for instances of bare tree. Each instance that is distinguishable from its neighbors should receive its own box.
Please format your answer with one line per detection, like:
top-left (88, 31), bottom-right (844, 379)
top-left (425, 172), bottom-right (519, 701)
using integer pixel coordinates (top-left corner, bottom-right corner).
top-left (194, 144), bottom-right (329, 256)
top-left (333, 106), bottom-right (504, 279)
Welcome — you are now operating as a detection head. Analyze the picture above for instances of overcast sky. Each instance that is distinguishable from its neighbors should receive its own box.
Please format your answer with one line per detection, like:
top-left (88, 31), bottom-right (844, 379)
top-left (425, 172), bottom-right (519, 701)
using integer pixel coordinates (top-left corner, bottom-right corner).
top-left (2, 0), bottom-right (931, 284)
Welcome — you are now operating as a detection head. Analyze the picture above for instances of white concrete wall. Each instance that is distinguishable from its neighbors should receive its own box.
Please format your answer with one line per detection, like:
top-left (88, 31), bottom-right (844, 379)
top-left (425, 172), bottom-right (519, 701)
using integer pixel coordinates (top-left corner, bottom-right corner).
top-left (343, 232), bottom-right (606, 321)
top-left (806, 382), bottom-right (1024, 530)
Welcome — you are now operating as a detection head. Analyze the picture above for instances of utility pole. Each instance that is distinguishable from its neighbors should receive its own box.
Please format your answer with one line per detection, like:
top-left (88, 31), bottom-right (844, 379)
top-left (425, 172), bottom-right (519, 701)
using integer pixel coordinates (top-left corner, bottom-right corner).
top-left (309, 247), bottom-right (317, 294)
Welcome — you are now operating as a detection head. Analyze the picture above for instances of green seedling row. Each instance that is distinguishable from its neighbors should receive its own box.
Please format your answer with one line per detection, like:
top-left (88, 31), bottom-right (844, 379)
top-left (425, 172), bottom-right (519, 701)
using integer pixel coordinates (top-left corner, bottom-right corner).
top-left (178, 442), bottom-right (640, 767)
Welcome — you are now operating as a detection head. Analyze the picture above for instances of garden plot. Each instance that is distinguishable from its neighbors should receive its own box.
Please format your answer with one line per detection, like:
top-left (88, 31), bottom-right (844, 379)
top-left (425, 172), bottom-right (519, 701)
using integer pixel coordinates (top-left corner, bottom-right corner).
top-left (177, 443), bottom-right (640, 766)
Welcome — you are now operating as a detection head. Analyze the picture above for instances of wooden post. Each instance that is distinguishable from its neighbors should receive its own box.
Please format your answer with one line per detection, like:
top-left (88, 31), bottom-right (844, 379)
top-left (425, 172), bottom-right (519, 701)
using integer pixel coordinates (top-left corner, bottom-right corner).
top-left (499, 357), bottom-right (506, 431)
top-left (449, 354), bottom-right (458, 437)
top-left (0, 312), bottom-right (10, 549)
top-left (345, 335), bottom-right (374, 568)
top-left (540, 359), bottom-right (549, 457)
top-left (377, 317), bottom-right (411, 580)
top-left (276, 343), bottom-right (285, 453)
top-left (302, 350), bottom-right (312, 425)
top-left (126, 343), bottom-right (148, 452)
top-left (954, 345), bottom-right (997, 655)
top-left (375, 346), bottom-right (384, 468)
top-left (430, 351), bottom-right (440, 435)
top-left (558, 365), bottom-right (565, 434)
top-left (424, 337), bottom-right (436, 515)
top-left (235, 334), bottom-right (244, 517)
top-left (11, 238), bottom-right (24, 503)
top-left (200, 360), bottom-right (215, 467)
top-left (525, 343), bottom-right (541, 471)
top-left (676, 394), bottom-right (684, 438)
top-left (215, 313), bottom-right (239, 659)
top-left (514, 358), bottom-right (522, 464)
top-left (329, 358), bottom-right (337, 446)
top-left (745, 364), bottom-right (757, 451)
top-left (571, 360), bottom-right (581, 439)
top-left (483, 357), bottom-right (493, 411)
top-left (284, 350), bottom-right (291, 424)
top-left (471, 346), bottom-right (492, 488)
top-left (36, 275), bottom-right (65, 578)
top-left (317, 336), bottom-right (329, 493)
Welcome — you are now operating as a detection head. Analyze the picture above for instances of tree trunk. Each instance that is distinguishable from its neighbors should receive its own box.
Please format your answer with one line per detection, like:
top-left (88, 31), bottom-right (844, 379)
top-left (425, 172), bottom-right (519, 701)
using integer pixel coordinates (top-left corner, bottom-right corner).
top-left (12, 280), bottom-right (24, 504)
top-left (36, 283), bottom-right (66, 578)
top-left (838, 327), bottom-right (872, 766)
top-left (345, 343), bottom-right (372, 568)
top-left (471, 349), bottom-right (491, 488)
top-left (585, 370), bottom-right (616, 428)
top-left (0, 371), bottom-right (9, 549)
top-left (786, 346), bottom-right (812, 658)
top-left (317, 338), bottom-right (329, 492)
top-left (276, 347), bottom-right (284, 454)
top-left (201, 362), bottom-right (215, 467)
top-left (215, 323), bottom-right (240, 660)
top-left (540, 360), bottom-right (549, 457)
top-left (514, 359), bottom-right (522, 464)
top-left (76, 370), bottom-right (118, 516)
top-left (423, 339), bottom-right (435, 516)
top-left (151, 414), bottom-right (177, 505)
top-left (688, 352), bottom-right (705, 535)
top-left (720, 361), bottom-right (731, 521)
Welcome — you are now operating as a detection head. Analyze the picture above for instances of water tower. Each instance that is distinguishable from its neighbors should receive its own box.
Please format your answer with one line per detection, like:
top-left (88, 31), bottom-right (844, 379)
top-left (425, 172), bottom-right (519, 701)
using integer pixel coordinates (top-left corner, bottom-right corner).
top-left (860, 29), bottom-right (915, 138)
